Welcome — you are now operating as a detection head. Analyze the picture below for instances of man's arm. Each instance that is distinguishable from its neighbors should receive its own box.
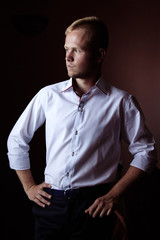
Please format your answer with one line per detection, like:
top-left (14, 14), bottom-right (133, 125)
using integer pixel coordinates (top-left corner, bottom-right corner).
top-left (85, 166), bottom-right (145, 218)
top-left (16, 169), bottom-right (52, 207)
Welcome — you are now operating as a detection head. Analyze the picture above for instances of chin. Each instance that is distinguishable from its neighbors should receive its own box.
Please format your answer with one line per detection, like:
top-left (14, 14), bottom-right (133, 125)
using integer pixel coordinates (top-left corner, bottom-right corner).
top-left (67, 71), bottom-right (74, 78)
top-left (67, 70), bottom-right (88, 79)
top-left (68, 73), bottom-right (77, 78)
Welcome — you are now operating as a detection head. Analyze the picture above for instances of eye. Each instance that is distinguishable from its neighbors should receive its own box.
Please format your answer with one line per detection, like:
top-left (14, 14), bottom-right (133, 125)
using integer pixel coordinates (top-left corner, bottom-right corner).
top-left (74, 49), bottom-right (80, 53)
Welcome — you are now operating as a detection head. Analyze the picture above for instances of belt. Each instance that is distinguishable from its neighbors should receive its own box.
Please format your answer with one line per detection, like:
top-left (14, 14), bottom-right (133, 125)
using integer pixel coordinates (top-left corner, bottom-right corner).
top-left (44, 183), bottom-right (111, 199)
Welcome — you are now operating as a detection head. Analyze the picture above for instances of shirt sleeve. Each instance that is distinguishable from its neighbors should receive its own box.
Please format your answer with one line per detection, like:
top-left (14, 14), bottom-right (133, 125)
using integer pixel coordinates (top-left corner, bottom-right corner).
top-left (7, 89), bottom-right (46, 170)
top-left (121, 95), bottom-right (157, 173)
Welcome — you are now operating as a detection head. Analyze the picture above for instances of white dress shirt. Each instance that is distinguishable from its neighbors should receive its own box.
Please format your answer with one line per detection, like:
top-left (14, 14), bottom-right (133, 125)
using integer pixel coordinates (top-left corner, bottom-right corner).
top-left (7, 77), bottom-right (157, 190)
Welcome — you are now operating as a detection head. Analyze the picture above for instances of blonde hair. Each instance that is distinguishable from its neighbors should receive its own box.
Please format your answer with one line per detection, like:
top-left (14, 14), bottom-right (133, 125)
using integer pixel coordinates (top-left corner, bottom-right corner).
top-left (65, 16), bottom-right (109, 50)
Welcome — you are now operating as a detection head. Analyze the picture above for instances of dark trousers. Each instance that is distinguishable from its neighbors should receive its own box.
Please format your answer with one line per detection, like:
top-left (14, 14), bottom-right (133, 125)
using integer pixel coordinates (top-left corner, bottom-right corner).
top-left (32, 186), bottom-right (115, 240)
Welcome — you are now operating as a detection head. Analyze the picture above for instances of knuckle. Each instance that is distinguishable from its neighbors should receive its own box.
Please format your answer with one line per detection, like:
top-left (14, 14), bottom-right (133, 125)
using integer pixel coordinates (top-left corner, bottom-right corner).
top-left (95, 198), bottom-right (101, 204)
top-left (41, 182), bottom-right (45, 187)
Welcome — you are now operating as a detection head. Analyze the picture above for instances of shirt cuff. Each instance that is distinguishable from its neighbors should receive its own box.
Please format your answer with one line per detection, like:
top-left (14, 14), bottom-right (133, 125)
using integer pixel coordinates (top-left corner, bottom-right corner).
top-left (7, 153), bottom-right (30, 170)
top-left (130, 155), bottom-right (157, 173)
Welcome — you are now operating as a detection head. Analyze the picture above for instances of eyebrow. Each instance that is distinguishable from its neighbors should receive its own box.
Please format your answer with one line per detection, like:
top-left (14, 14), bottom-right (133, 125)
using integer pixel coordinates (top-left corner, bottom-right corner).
top-left (64, 45), bottom-right (89, 52)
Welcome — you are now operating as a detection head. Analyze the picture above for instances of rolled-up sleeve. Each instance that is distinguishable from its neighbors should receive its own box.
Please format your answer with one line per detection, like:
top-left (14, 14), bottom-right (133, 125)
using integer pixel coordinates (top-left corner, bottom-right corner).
top-left (121, 95), bottom-right (157, 173)
top-left (7, 90), bottom-right (46, 170)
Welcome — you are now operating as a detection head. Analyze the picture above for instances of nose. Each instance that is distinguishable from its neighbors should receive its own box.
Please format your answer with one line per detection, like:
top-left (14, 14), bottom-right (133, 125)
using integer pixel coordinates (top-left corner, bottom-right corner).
top-left (66, 50), bottom-right (74, 62)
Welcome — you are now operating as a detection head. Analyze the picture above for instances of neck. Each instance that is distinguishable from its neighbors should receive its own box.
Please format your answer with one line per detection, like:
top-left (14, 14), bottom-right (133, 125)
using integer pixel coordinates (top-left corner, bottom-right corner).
top-left (74, 74), bottom-right (101, 96)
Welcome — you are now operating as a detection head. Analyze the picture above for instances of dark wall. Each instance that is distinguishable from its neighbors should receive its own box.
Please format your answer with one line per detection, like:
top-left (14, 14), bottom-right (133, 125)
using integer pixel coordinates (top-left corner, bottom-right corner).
top-left (1, 1), bottom-right (160, 239)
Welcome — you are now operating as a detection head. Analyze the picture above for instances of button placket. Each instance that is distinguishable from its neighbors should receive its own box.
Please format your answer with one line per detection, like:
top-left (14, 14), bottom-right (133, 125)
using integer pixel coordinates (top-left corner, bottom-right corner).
top-left (70, 100), bottom-right (84, 156)
top-left (62, 96), bottom-right (88, 189)
top-left (62, 88), bottom-right (97, 189)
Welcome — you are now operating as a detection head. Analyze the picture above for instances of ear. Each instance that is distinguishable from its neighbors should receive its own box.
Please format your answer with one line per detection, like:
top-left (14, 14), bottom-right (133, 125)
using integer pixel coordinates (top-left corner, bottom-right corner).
top-left (97, 48), bottom-right (106, 63)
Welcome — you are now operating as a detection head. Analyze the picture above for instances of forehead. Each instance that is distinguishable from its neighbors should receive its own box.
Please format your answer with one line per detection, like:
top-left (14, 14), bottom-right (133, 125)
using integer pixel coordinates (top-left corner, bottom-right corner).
top-left (65, 29), bottom-right (90, 49)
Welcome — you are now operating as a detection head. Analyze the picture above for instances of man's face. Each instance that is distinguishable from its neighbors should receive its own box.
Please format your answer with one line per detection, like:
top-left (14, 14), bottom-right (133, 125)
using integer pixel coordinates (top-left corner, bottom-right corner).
top-left (64, 28), bottom-right (97, 79)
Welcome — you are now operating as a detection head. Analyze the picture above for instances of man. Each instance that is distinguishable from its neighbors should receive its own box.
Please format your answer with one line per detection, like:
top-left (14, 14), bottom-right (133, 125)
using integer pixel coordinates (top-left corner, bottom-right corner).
top-left (7, 16), bottom-right (157, 240)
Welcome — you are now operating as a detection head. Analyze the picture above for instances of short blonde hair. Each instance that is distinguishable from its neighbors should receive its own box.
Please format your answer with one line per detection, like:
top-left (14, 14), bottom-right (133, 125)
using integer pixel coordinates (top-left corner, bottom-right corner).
top-left (65, 16), bottom-right (109, 50)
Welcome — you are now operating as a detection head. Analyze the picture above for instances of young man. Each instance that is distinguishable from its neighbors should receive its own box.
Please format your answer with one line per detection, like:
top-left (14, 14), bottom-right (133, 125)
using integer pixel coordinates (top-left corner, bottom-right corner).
top-left (7, 16), bottom-right (157, 240)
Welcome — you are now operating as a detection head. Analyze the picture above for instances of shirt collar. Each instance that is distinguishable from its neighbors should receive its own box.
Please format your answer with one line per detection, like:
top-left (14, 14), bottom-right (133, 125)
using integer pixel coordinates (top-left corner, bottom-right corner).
top-left (61, 77), bottom-right (110, 95)
top-left (96, 76), bottom-right (110, 95)
top-left (61, 78), bottom-right (73, 92)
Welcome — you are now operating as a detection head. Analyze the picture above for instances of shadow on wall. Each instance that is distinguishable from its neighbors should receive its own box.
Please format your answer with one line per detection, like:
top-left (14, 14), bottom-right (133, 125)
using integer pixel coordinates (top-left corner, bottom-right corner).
top-left (11, 14), bottom-right (49, 35)
top-left (125, 167), bottom-right (160, 240)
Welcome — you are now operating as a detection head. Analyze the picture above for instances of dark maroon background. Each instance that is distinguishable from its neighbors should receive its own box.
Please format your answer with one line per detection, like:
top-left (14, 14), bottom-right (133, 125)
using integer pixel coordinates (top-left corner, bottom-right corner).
top-left (1, 1), bottom-right (160, 239)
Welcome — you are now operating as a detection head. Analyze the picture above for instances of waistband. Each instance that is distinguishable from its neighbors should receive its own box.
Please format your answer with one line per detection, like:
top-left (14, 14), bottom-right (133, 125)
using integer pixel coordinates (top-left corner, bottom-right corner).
top-left (44, 183), bottom-right (111, 200)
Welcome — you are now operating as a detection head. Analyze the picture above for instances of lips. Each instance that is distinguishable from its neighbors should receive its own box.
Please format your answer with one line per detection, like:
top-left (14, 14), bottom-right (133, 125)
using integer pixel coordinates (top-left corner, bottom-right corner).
top-left (67, 64), bottom-right (74, 69)
top-left (67, 65), bottom-right (75, 73)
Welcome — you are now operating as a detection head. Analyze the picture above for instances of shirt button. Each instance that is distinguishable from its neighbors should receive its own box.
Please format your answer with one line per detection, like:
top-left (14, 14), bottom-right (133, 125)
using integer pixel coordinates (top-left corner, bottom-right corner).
top-left (66, 172), bottom-right (69, 177)
top-left (72, 152), bottom-right (74, 156)
top-left (75, 130), bottom-right (78, 135)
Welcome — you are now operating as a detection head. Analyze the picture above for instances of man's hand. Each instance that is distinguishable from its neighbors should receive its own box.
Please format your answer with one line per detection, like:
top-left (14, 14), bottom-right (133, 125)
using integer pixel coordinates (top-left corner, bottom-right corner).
top-left (16, 169), bottom-right (52, 208)
top-left (85, 166), bottom-right (145, 218)
top-left (85, 192), bottom-right (118, 218)
top-left (26, 182), bottom-right (52, 208)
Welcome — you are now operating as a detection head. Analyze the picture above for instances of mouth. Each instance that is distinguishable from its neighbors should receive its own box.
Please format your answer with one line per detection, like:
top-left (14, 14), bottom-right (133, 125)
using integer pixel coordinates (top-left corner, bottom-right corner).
top-left (67, 64), bottom-right (74, 69)
top-left (66, 65), bottom-right (75, 73)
